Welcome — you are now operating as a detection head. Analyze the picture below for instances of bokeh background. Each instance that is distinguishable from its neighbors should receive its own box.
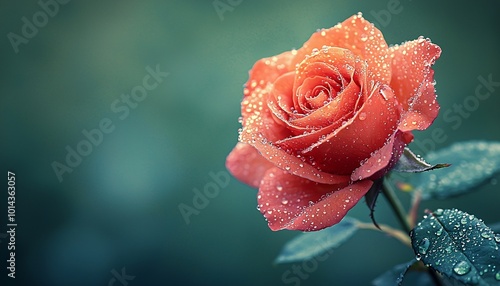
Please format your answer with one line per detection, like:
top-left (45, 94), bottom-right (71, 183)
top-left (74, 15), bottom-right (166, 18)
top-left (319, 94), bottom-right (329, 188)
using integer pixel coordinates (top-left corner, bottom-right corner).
top-left (1, 0), bottom-right (500, 285)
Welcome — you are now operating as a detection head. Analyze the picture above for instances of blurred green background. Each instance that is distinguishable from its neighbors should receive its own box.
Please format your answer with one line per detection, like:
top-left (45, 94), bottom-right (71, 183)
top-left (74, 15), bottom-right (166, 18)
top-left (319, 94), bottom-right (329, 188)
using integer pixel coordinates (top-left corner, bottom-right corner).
top-left (1, 0), bottom-right (500, 285)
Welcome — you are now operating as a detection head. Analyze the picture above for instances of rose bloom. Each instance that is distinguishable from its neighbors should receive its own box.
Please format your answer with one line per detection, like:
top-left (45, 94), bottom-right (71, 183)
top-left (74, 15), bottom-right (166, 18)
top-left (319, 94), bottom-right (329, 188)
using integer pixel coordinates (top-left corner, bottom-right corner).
top-left (226, 13), bottom-right (441, 231)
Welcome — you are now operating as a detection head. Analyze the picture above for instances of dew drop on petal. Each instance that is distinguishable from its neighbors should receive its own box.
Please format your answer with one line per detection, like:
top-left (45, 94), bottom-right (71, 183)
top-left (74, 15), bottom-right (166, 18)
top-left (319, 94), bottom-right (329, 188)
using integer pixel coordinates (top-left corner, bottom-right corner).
top-left (379, 85), bottom-right (392, 100)
top-left (358, 112), bottom-right (367, 121)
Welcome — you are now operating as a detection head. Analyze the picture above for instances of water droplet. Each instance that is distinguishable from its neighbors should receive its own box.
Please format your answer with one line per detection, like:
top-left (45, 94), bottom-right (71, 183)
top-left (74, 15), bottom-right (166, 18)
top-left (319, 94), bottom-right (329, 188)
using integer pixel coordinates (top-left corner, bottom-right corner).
top-left (358, 112), bottom-right (367, 121)
top-left (445, 245), bottom-right (453, 253)
top-left (379, 85), bottom-right (392, 100)
top-left (494, 234), bottom-right (500, 243)
top-left (495, 271), bottom-right (500, 281)
top-left (436, 228), bottom-right (443, 236)
top-left (418, 238), bottom-right (430, 255)
top-left (434, 209), bottom-right (444, 216)
top-left (481, 232), bottom-right (492, 239)
top-left (281, 199), bottom-right (288, 205)
top-left (453, 261), bottom-right (471, 276)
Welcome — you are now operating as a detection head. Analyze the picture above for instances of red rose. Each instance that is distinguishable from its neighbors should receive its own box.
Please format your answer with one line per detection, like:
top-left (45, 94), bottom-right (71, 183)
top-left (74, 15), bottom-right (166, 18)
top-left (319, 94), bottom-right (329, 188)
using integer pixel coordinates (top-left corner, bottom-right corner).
top-left (226, 13), bottom-right (441, 231)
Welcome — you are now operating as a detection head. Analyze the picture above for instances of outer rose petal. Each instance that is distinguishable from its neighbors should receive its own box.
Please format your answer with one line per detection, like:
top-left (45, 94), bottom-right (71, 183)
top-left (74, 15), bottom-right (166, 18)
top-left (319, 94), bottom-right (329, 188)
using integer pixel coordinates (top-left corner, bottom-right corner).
top-left (258, 167), bottom-right (373, 231)
top-left (293, 14), bottom-right (392, 84)
top-left (389, 38), bottom-right (441, 131)
top-left (226, 143), bottom-right (274, 188)
top-left (241, 129), bottom-right (351, 184)
top-left (351, 130), bottom-right (413, 181)
top-left (244, 51), bottom-right (295, 105)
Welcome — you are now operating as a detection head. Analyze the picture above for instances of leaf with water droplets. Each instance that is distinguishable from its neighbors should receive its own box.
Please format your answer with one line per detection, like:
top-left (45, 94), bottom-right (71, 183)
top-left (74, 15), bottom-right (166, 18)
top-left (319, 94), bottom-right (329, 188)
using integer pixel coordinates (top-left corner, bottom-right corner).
top-left (392, 147), bottom-right (450, 173)
top-left (409, 141), bottom-right (500, 200)
top-left (410, 208), bottom-right (500, 286)
top-left (274, 217), bottom-right (359, 264)
top-left (372, 258), bottom-right (418, 286)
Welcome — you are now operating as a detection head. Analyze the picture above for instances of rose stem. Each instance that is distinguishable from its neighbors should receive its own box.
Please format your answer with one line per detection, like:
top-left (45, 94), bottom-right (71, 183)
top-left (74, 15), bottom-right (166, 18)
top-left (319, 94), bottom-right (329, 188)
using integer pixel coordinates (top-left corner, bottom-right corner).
top-left (408, 190), bottom-right (422, 229)
top-left (381, 179), bottom-right (443, 286)
top-left (355, 222), bottom-right (411, 247)
top-left (381, 179), bottom-right (411, 233)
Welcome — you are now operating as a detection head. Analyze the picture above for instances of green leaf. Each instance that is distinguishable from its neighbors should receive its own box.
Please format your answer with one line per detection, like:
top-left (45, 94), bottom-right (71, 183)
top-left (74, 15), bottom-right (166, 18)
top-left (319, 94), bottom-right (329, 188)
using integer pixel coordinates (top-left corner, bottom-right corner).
top-left (409, 141), bottom-right (500, 200)
top-left (372, 259), bottom-right (417, 286)
top-left (274, 217), bottom-right (359, 264)
top-left (410, 208), bottom-right (500, 286)
top-left (393, 147), bottom-right (450, 173)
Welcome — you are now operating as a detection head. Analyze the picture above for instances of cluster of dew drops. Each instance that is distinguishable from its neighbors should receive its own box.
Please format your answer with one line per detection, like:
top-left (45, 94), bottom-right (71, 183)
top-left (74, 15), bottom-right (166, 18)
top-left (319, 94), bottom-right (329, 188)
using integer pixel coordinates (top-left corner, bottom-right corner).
top-left (413, 208), bottom-right (500, 283)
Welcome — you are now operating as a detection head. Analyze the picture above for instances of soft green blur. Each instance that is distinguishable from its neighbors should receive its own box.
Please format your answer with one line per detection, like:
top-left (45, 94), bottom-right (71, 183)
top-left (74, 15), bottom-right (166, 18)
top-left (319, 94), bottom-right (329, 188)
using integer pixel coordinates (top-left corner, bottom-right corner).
top-left (1, 0), bottom-right (500, 285)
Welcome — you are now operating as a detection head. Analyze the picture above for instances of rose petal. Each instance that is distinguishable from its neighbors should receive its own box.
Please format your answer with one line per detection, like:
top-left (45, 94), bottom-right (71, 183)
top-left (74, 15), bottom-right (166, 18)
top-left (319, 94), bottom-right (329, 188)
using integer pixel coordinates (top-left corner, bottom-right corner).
top-left (351, 130), bottom-right (413, 181)
top-left (268, 73), bottom-right (314, 136)
top-left (288, 47), bottom-right (363, 129)
top-left (243, 51), bottom-right (295, 108)
top-left (226, 143), bottom-right (275, 188)
top-left (293, 14), bottom-right (391, 84)
top-left (240, 130), bottom-right (350, 184)
top-left (240, 70), bottom-right (350, 184)
top-left (388, 38), bottom-right (441, 131)
top-left (303, 84), bottom-right (402, 175)
top-left (297, 76), bottom-right (342, 111)
top-left (275, 111), bottom-right (353, 151)
top-left (258, 167), bottom-right (373, 231)
top-left (290, 79), bottom-right (361, 129)
top-left (242, 86), bottom-right (291, 143)
top-left (400, 70), bottom-right (439, 131)
top-left (287, 181), bottom-right (372, 231)
top-left (293, 48), bottom-right (357, 93)
top-left (241, 51), bottom-right (297, 141)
